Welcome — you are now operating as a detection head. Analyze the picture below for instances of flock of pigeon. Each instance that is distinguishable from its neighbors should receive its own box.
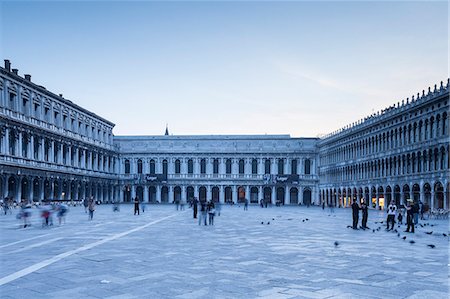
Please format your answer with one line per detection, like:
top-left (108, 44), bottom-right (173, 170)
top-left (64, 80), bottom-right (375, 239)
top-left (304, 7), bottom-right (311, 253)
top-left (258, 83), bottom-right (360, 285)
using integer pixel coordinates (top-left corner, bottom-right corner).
top-left (258, 215), bottom-right (448, 250)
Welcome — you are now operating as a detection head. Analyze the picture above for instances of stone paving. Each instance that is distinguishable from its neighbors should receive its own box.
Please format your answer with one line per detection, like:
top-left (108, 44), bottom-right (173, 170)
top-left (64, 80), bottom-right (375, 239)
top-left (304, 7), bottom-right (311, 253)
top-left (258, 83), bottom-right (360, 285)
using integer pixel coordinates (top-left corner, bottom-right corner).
top-left (0, 204), bottom-right (448, 299)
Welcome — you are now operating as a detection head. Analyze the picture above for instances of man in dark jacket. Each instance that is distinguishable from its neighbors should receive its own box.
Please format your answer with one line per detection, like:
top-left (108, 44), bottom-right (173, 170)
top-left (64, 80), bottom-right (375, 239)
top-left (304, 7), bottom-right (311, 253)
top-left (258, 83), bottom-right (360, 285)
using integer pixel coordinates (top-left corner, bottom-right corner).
top-left (351, 199), bottom-right (360, 229)
top-left (193, 197), bottom-right (198, 219)
top-left (405, 200), bottom-right (415, 233)
top-left (134, 197), bottom-right (140, 215)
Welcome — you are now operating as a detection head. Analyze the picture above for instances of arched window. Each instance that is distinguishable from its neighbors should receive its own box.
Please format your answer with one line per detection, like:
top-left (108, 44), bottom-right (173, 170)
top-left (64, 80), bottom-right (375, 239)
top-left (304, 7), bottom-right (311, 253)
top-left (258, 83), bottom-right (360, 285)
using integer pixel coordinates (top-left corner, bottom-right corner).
top-left (162, 159), bottom-right (168, 175)
top-left (213, 158), bottom-right (219, 174)
top-left (137, 159), bottom-right (143, 174)
top-left (251, 159), bottom-right (258, 174)
top-left (304, 159), bottom-right (311, 174)
top-left (239, 159), bottom-right (245, 174)
top-left (200, 159), bottom-right (206, 174)
top-left (291, 159), bottom-right (297, 175)
top-left (175, 159), bottom-right (181, 174)
top-left (277, 159), bottom-right (284, 175)
top-left (150, 159), bottom-right (156, 174)
top-left (188, 159), bottom-right (194, 174)
top-left (264, 159), bottom-right (271, 174)
top-left (124, 159), bottom-right (130, 174)
top-left (226, 159), bottom-right (232, 174)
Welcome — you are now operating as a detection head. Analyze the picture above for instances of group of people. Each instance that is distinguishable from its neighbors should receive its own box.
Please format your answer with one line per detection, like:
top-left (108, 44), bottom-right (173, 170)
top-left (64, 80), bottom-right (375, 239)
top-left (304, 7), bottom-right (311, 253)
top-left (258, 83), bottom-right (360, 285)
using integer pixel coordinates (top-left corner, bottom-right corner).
top-left (386, 199), bottom-right (420, 233)
top-left (191, 197), bottom-right (219, 225)
top-left (351, 199), bottom-right (369, 229)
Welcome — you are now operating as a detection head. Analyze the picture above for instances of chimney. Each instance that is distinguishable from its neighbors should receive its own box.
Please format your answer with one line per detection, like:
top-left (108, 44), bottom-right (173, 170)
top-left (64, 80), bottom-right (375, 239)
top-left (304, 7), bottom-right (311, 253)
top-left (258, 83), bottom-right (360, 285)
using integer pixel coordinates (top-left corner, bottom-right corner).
top-left (24, 74), bottom-right (31, 82)
top-left (4, 60), bottom-right (11, 71)
top-left (12, 68), bottom-right (18, 75)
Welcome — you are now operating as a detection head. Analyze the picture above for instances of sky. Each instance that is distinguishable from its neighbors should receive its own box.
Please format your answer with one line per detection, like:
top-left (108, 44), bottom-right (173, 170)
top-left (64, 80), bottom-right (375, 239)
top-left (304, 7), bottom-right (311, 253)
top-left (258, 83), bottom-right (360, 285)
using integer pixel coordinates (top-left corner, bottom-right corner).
top-left (0, 0), bottom-right (448, 137)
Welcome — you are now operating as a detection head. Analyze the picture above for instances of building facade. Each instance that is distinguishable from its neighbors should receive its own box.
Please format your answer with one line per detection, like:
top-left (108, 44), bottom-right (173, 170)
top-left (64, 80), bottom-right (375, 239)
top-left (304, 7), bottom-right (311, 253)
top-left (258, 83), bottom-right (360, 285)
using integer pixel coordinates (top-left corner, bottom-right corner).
top-left (1, 60), bottom-right (448, 209)
top-left (115, 135), bottom-right (318, 204)
top-left (318, 81), bottom-right (450, 210)
top-left (0, 60), bottom-right (119, 204)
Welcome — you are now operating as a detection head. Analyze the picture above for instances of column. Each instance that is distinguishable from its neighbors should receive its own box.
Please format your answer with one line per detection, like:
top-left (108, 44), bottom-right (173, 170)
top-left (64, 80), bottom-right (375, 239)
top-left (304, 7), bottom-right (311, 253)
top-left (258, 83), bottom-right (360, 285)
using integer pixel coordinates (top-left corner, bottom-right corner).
top-left (16, 177), bottom-right (22, 201)
top-left (29, 179), bottom-right (34, 203)
top-left (68, 145), bottom-right (72, 166)
top-left (245, 185), bottom-right (250, 202)
top-left (232, 185), bottom-right (237, 204)
top-left (131, 185), bottom-right (136, 199)
top-left (258, 186), bottom-right (263, 203)
top-left (144, 185), bottom-right (149, 202)
top-left (120, 185), bottom-right (124, 202)
top-left (430, 191), bottom-right (435, 210)
top-left (39, 136), bottom-right (44, 161)
top-left (39, 180), bottom-right (45, 202)
top-left (194, 185), bottom-right (199, 199)
top-left (219, 186), bottom-right (224, 203)
top-left (18, 131), bottom-right (23, 157)
top-left (50, 140), bottom-right (55, 163)
top-left (67, 183), bottom-right (71, 201)
top-left (375, 190), bottom-right (379, 210)
top-left (207, 185), bottom-right (212, 201)
top-left (181, 185), bottom-right (187, 204)
top-left (58, 143), bottom-right (63, 164)
top-left (169, 186), bottom-right (174, 203)
top-left (271, 186), bottom-right (276, 204)
top-left (258, 158), bottom-right (264, 175)
top-left (284, 186), bottom-right (289, 205)
top-left (156, 185), bottom-right (162, 203)
top-left (29, 134), bottom-right (34, 160)
top-left (4, 127), bottom-right (9, 155)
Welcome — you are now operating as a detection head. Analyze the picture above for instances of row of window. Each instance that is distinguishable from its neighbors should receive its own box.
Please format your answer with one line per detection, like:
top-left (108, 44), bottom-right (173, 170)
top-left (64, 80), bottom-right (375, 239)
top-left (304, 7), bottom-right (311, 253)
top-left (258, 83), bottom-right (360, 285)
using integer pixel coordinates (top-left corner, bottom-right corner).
top-left (1, 128), bottom-right (116, 172)
top-left (124, 158), bottom-right (312, 175)
top-left (321, 112), bottom-right (448, 164)
top-left (2, 87), bottom-right (112, 144)
top-left (322, 146), bottom-right (449, 182)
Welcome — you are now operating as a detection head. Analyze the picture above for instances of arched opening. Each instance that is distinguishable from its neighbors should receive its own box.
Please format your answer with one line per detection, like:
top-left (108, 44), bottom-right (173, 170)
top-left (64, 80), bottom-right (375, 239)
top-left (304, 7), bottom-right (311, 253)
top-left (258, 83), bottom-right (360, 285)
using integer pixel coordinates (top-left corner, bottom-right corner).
top-left (124, 184), bottom-right (131, 202)
top-left (250, 187), bottom-right (259, 203)
top-left (403, 184), bottom-right (410, 205)
top-left (385, 185), bottom-right (392, 207)
top-left (412, 184), bottom-right (420, 202)
top-left (33, 178), bottom-right (40, 202)
top-left (136, 186), bottom-right (143, 202)
top-left (124, 159), bottom-right (130, 174)
top-left (237, 186), bottom-right (246, 203)
top-left (290, 187), bottom-right (298, 205)
top-left (377, 186), bottom-right (384, 209)
top-left (434, 182), bottom-right (444, 209)
top-left (162, 160), bottom-right (168, 175)
top-left (212, 186), bottom-right (219, 203)
top-left (21, 178), bottom-right (29, 201)
top-left (226, 159), bottom-right (232, 174)
top-left (276, 187), bottom-right (285, 205)
top-left (263, 187), bottom-right (272, 204)
top-left (175, 159), bottom-right (181, 174)
top-left (150, 159), bottom-right (156, 174)
top-left (186, 186), bottom-right (194, 202)
top-left (423, 183), bottom-right (431, 207)
top-left (304, 159), bottom-right (311, 174)
top-left (303, 188), bottom-right (312, 206)
top-left (161, 186), bottom-right (169, 203)
top-left (174, 186), bottom-right (182, 202)
top-left (54, 180), bottom-right (61, 200)
top-left (394, 185), bottom-right (401, 206)
top-left (137, 159), bottom-right (143, 174)
top-left (225, 186), bottom-right (233, 203)
top-left (149, 186), bottom-right (157, 203)
top-left (199, 186), bottom-right (207, 202)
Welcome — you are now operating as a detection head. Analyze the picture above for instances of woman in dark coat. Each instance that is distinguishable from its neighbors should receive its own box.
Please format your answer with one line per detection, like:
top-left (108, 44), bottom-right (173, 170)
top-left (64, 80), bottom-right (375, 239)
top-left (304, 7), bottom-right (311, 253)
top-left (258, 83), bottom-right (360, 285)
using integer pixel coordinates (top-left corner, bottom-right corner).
top-left (360, 200), bottom-right (368, 229)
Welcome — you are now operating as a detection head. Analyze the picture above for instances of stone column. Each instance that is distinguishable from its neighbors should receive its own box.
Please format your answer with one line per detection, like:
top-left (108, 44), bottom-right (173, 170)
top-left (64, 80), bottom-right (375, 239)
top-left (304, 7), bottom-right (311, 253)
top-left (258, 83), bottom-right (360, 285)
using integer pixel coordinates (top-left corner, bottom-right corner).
top-left (39, 180), bottom-right (45, 202)
top-left (131, 185), bottom-right (136, 199)
top-left (375, 190), bottom-right (379, 209)
top-left (144, 185), bottom-right (149, 202)
top-left (67, 183), bottom-right (71, 201)
top-left (219, 185), bottom-right (224, 203)
top-left (284, 186), bottom-right (289, 204)
top-left (271, 186), bottom-right (276, 204)
top-left (16, 177), bottom-right (22, 202)
top-left (29, 179), bottom-right (34, 203)
top-left (207, 185), bottom-right (212, 201)
top-left (156, 185), bottom-right (162, 203)
top-left (50, 140), bottom-right (55, 163)
top-left (49, 179), bottom-right (55, 200)
top-left (245, 185), bottom-right (250, 203)
top-left (258, 186), bottom-right (263, 203)
top-left (181, 185), bottom-right (187, 204)
top-left (430, 191), bottom-right (435, 210)
top-left (119, 186), bottom-right (124, 202)
top-left (68, 145), bottom-right (72, 166)
top-left (4, 127), bottom-right (10, 155)
top-left (232, 185), bottom-right (237, 204)
top-left (58, 143), bottom-right (63, 164)
top-left (169, 186), bottom-right (174, 203)
top-left (18, 131), bottom-right (23, 157)
top-left (194, 185), bottom-right (199, 199)
top-left (29, 134), bottom-right (34, 160)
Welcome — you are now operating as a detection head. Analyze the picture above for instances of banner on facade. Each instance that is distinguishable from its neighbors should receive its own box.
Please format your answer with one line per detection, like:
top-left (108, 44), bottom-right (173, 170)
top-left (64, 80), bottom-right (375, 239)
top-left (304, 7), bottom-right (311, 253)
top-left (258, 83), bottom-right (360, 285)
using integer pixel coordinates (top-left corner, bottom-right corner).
top-left (145, 174), bottom-right (167, 183)
top-left (263, 174), bottom-right (299, 184)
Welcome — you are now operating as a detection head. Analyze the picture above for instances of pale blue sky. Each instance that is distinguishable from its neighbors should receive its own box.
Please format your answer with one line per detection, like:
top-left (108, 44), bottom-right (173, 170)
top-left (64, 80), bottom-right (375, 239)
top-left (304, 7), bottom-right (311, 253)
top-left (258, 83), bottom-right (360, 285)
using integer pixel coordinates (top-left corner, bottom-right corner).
top-left (1, 1), bottom-right (448, 137)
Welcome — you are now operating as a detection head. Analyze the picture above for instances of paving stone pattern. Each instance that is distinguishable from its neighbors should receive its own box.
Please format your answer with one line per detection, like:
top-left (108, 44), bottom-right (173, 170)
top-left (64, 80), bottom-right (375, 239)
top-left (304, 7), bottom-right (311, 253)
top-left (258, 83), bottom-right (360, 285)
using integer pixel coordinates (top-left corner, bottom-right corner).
top-left (0, 205), bottom-right (448, 298)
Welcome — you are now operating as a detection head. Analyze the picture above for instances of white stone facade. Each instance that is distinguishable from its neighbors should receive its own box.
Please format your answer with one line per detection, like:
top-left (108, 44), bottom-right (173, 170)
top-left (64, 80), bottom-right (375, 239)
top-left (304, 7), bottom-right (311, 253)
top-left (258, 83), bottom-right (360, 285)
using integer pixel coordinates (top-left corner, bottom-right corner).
top-left (1, 60), bottom-right (448, 208)
top-left (318, 81), bottom-right (450, 210)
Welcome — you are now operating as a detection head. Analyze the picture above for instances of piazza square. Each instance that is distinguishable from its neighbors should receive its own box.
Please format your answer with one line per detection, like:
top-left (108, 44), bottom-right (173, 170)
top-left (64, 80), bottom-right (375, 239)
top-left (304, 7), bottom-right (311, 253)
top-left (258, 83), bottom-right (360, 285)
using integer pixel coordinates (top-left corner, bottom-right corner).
top-left (0, 204), bottom-right (448, 299)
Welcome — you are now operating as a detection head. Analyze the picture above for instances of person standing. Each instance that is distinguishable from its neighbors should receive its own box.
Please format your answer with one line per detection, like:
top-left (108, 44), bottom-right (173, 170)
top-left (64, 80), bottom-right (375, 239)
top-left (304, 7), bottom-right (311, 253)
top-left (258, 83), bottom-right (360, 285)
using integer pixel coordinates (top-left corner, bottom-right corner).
top-left (193, 197), bottom-right (198, 219)
top-left (351, 199), bottom-right (360, 229)
top-left (244, 198), bottom-right (248, 211)
top-left (88, 198), bottom-right (96, 220)
top-left (199, 200), bottom-right (207, 226)
top-left (405, 200), bottom-right (415, 233)
top-left (207, 200), bottom-right (215, 225)
top-left (360, 200), bottom-right (368, 229)
top-left (386, 200), bottom-right (397, 230)
top-left (413, 200), bottom-right (420, 226)
top-left (134, 197), bottom-right (140, 215)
